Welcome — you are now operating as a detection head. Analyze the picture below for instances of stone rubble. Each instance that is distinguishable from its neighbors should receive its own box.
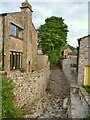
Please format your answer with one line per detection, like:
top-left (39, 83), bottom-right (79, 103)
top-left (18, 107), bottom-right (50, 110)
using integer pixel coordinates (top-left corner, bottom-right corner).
top-left (63, 97), bottom-right (68, 109)
top-left (24, 92), bottom-right (66, 118)
top-left (23, 66), bottom-right (70, 118)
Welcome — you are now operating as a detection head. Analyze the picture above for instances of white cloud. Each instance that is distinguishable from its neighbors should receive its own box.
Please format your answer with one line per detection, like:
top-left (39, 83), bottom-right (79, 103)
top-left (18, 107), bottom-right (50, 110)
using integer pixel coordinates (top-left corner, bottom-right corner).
top-left (32, 3), bottom-right (56, 27)
top-left (0, 2), bottom-right (21, 14)
top-left (0, 3), bottom-right (5, 13)
top-left (63, 4), bottom-right (78, 15)
top-left (66, 19), bottom-right (88, 31)
top-left (0, 0), bottom-right (89, 2)
top-left (32, 2), bottom-right (88, 47)
top-left (33, 5), bottom-right (53, 18)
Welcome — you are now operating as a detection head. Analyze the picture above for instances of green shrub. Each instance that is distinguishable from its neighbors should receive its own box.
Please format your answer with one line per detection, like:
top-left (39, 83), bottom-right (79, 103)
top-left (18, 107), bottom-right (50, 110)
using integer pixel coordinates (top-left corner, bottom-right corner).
top-left (48, 51), bottom-right (59, 69)
top-left (0, 65), bottom-right (4, 71)
top-left (82, 85), bottom-right (90, 94)
top-left (0, 56), bottom-right (1, 62)
top-left (1, 77), bottom-right (23, 118)
top-left (81, 116), bottom-right (90, 120)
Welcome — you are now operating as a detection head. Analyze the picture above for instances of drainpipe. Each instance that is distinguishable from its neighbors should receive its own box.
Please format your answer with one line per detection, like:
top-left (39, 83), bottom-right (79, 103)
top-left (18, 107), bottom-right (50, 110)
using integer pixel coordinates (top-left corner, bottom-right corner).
top-left (2, 13), bottom-right (7, 69)
top-left (76, 47), bottom-right (79, 73)
top-left (76, 39), bottom-right (80, 73)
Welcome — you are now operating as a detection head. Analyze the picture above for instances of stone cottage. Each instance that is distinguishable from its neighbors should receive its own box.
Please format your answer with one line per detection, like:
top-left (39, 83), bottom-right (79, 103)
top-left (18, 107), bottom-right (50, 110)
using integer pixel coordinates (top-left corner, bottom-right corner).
top-left (77, 35), bottom-right (90, 86)
top-left (62, 47), bottom-right (72, 58)
top-left (62, 47), bottom-right (77, 59)
top-left (0, 1), bottom-right (37, 72)
top-left (0, 1), bottom-right (50, 110)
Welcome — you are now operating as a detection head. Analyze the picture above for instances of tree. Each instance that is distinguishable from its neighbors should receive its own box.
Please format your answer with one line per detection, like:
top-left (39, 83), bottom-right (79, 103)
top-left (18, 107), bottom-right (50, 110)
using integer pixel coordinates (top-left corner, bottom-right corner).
top-left (65, 44), bottom-right (76, 51)
top-left (37, 16), bottom-right (68, 68)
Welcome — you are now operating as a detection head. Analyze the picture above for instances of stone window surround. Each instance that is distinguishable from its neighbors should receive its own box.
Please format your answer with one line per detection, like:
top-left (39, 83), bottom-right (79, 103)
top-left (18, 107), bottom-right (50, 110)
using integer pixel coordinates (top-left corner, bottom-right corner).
top-left (10, 51), bottom-right (22, 70)
top-left (10, 22), bottom-right (23, 40)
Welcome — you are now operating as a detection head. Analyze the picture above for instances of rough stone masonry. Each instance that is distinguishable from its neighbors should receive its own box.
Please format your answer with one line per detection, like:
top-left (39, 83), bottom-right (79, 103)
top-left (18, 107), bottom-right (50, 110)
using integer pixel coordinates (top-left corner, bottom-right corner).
top-left (7, 64), bottom-right (50, 112)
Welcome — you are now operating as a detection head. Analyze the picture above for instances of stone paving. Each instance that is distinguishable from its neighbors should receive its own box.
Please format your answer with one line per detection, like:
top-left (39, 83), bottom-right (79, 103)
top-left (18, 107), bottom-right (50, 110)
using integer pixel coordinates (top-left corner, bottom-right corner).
top-left (23, 66), bottom-right (70, 118)
top-left (70, 88), bottom-right (90, 118)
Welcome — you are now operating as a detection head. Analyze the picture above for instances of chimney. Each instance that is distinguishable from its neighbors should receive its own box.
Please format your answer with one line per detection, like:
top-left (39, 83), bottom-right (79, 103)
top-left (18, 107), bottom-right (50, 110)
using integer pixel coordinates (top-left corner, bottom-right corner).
top-left (20, 0), bottom-right (33, 12)
top-left (20, 0), bottom-right (33, 72)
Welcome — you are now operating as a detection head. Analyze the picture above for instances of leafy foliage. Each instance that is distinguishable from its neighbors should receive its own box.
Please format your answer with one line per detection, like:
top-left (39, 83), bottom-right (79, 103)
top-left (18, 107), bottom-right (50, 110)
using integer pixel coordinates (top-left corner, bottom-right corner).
top-left (81, 116), bottom-right (90, 120)
top-left (82, 85), bottom-right (90, 94)
top-left (0, 51), bottom-right (2, 62)
top-left (0, 65), bottom-right (4, 71)
top-left (48, 51), bottom-right (59, 69)
top-left (37, 16), bottom-right (68, 68)
top-left (64, 44), bottom-right (76, 51)
top-left (1, 76), bottom-right (23, 118)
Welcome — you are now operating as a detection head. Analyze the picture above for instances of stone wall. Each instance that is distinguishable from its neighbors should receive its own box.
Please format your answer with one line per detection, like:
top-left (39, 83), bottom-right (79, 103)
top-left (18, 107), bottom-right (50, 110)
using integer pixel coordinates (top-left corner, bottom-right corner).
top-left (68, 85), bottom-right (90, 118)
top-left (31, 24), bottom-right (37, 71)
top-left (37, 54), bottom-right (49, 70)
top-left (7, 65), bottom-right (50, 112)
top-left (63, 48), bottom-right (72, 58)
top-left (78, 36), bottom-right (90, 86)
top-left (62, 57), bottom-right (77, 84)
top-left (3, 13), bottom-right (24, 71)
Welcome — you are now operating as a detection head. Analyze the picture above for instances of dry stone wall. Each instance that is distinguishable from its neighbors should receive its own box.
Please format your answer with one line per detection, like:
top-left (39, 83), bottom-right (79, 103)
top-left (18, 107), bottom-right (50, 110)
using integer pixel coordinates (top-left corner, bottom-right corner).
top-left (37, 55), bottom-right (48, 70)
top-left (7, 65), bottom-right (50, 112)
top-left (68, 86), bottom-right (90, 118)
top-left (62, 57), bottom-right (77, 84)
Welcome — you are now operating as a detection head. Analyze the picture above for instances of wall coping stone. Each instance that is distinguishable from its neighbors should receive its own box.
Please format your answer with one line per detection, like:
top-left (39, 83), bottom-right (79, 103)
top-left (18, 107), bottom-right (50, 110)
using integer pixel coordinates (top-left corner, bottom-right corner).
top-left (71, 84), bottom-right (90, 107)
top-left (79, 87), bottom-right (90, 106)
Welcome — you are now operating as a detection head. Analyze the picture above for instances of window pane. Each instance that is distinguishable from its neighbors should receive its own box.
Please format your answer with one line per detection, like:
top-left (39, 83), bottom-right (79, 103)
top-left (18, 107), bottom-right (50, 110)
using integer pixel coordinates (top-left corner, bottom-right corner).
top-left (10, 24), bottom-right (16, 36)
top-left (10, 52), bottom-right (13, 70)
top-left (10, 23), bottom-right (23, 38)
top-left (18, 28), bottom-right (22, 38)
top-left (16, 53), bottom-right (20, 69)
top-left (10, 51), bottom-right (22, 70)
top-left (20, 53), bottom-right (22, 68)
top-left (13, 52), bottom-right (16, 69)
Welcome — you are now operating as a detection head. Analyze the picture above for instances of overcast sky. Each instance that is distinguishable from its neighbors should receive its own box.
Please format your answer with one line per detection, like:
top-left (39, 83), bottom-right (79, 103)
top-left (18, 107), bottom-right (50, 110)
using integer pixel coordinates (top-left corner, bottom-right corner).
top-left (0, 0), bottom-right (89, 47)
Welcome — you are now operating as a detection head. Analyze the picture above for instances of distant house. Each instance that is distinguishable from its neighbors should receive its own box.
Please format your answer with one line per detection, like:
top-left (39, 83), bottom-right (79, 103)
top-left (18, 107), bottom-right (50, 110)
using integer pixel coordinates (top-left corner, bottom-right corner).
top-left (0, 1), bottom-right (37, 72)
top-left (62, 45), bottom-right (77, 58)
top-left (77, 35), bottom-right (90, 86)
top-left (67, 52), bottom-right (77, 58)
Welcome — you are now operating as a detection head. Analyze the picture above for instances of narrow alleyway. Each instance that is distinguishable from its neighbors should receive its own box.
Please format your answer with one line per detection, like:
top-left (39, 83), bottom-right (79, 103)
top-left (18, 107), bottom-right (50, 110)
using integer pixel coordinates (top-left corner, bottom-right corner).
top-left (24, 65), bottom-right (70, 118)
top-left (48, 65), bottom-right (70, 101)
top-left (46, 65), bottom-right (70, 118)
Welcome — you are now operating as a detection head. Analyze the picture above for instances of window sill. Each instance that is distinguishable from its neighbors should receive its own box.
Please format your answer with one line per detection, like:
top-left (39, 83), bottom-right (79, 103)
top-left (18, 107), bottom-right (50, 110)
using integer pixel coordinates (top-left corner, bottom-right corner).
top-left (10, 69), bottom-right (21, 72)
top-left (10, 35), bottom-right (23, 40)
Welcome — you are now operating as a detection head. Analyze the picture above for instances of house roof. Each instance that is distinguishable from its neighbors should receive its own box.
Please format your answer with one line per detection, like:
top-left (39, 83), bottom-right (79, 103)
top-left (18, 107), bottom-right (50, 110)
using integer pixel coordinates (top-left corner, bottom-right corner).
top-left (0, 11), bottom-right (37, 31)
top-left (68, 52), bottom-right (77, 56)
top-left (78, 35), bottom-right (90, 41)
